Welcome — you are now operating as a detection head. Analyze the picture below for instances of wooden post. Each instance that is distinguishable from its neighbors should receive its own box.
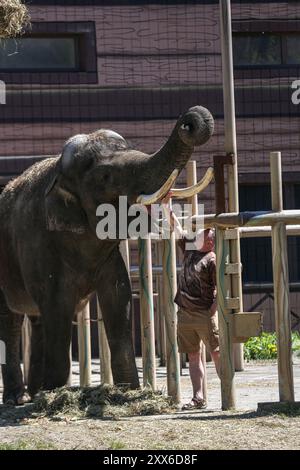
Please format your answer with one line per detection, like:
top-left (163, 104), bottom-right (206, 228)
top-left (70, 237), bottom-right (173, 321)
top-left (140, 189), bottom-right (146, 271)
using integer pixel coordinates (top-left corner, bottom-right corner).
top-left (138, 236), bottom-right (156, 389)
top-left (155, 242), bottom-right (167, 367)
top-left (216, 227), bottom-right (236, 410)
top-left (97, 298), bottom-right (113, 385)
top-left (22, 316), bottom-right (31, 386)
top-left (186, 160), bottom-right (207, 402)
top-left (77, 303), bottom-right (92, 387)
top-left (219, 0), bottom-right (244, 372)
top-left (270, 151), bottom-right (294, 402)
top-left (67, 344), bottom-right (73, 386)
top-left (162, 230), bottom-right (181, 403)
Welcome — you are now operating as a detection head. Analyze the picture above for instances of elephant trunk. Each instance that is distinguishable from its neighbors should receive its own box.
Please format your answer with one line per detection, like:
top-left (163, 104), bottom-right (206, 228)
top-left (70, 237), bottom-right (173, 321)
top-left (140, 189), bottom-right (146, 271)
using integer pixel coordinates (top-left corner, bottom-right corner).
top-left (139, 105), bottom-right (214, 198)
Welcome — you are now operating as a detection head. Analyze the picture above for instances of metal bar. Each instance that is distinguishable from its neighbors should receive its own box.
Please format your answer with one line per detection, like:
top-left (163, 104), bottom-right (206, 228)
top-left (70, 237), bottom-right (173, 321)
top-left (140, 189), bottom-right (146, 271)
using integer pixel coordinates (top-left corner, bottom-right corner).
top-left (193, 210), bottom-right (300, 229)
top-left (243, 282), bottom-right (300, 294)
top-left (240, 225), bottom-right (300, 237)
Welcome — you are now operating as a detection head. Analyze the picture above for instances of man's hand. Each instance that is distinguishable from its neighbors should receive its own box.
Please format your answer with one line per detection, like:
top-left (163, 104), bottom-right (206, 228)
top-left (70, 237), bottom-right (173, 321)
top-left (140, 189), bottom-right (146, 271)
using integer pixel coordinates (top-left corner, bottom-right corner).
top-left (161, 191), bottom-right (173, 205)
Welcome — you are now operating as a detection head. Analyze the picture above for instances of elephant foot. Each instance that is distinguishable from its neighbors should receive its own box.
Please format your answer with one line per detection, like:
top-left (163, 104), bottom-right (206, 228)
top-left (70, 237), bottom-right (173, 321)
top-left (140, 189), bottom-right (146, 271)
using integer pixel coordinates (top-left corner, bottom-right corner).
top-left (3, 391), bottom-right (31, 406)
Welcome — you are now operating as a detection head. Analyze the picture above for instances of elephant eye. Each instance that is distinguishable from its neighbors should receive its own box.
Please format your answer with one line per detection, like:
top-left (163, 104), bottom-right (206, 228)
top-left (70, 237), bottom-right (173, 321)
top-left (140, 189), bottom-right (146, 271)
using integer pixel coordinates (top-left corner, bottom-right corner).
top-left (181, 123), bottom-right (191, 131)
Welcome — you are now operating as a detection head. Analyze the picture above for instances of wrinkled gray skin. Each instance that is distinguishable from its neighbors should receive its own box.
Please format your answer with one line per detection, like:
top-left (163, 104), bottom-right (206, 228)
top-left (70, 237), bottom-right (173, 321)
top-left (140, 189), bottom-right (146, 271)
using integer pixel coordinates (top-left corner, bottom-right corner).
top-left (0, 106), bottom-right (214, 405)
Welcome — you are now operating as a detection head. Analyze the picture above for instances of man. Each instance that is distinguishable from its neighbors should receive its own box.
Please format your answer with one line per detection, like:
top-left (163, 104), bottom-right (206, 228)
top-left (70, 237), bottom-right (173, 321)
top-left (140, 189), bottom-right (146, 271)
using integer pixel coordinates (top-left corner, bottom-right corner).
top-left (162, 194), bottom-right (220, 410)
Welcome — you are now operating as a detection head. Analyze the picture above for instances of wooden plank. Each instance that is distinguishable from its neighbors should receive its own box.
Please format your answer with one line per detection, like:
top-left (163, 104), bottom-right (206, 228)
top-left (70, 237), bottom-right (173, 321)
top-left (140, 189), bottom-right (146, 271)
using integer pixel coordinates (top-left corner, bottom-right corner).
top-left (29, 4), bottom-right (222, 55)
top-left (98, 55), bottom-right (222, 87)
top-left (1, 116), bottom-right (300, 163)
top-left (231, 2), bottom-right (300, 20)
top-left (225, 263), bottom-right (240, 275)
top-left (232, 312), bottom-right (262, 343)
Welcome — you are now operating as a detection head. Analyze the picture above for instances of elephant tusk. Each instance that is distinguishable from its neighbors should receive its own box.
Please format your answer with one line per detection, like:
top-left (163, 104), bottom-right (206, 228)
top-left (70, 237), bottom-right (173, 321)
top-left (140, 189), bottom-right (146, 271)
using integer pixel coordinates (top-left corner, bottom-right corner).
top-left (136, 169), bottom-right (179, 205)
top-left (171, 167), bottom-right (214, 198)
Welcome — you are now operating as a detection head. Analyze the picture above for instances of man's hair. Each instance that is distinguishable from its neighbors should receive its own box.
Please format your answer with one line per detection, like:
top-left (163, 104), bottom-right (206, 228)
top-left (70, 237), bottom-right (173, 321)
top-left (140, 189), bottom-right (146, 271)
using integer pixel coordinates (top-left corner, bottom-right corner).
top-left (193, 228), bottom-right (215, 243)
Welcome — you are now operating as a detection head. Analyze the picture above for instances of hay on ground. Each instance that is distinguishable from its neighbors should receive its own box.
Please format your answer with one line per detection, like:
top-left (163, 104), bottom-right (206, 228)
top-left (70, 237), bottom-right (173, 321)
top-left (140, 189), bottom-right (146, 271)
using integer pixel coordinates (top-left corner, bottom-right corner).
top-left (0, 0), bottom-right (30, 38)
top-left (33, 385), bottom-right (178, 419)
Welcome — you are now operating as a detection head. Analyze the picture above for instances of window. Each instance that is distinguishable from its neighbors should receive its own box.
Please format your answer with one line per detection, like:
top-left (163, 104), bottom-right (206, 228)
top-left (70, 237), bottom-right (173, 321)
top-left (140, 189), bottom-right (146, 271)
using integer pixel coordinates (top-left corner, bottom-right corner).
top-left (232, 20), bottom-right (300, 79)
top-left (0, 22), bottom-right (97, 84)
top-left (233, 32), bottom-right (300, 67)
top-left (239, 180), bottom-right (300, 284)
top-left (0, 37), bottom-right (79, 71)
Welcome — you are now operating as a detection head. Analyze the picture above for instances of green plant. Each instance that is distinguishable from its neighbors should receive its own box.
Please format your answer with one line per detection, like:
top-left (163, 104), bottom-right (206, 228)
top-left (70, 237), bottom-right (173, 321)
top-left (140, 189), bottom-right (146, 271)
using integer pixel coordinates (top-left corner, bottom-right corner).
top-left (244, 332), bottom-right (300, 360)
top-left (109, 440), bottom-right (126, 450)
top-left (292, 331), bottom-right (300, 357)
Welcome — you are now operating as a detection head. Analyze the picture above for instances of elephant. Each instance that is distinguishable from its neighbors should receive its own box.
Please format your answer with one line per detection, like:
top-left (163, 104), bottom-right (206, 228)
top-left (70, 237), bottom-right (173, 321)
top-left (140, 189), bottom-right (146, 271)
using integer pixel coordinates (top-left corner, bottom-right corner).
top-left (0, 105), bottom-right (214, 405)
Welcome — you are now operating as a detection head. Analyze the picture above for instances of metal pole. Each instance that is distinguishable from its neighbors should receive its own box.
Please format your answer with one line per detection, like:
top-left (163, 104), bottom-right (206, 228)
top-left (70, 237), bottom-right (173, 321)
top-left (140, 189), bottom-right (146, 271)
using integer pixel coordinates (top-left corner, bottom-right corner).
top-left (270, 151), bottom-right (294, 402)
top-left (138, 236), bottom-right (156, 389)
top-left (219, 0), bottom-right (244, 371)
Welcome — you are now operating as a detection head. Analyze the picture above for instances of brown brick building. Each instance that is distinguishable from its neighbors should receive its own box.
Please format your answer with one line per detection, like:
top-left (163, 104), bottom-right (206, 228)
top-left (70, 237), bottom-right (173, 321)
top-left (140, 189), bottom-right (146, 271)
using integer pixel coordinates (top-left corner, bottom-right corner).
top-left (0, 0), bottom-right (300, 343)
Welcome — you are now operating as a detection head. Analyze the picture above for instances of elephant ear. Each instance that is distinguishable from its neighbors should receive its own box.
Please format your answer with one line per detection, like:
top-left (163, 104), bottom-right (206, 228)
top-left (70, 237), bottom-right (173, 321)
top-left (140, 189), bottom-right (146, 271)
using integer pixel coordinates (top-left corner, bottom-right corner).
top-left (45, 135), bottom-right (89, 233)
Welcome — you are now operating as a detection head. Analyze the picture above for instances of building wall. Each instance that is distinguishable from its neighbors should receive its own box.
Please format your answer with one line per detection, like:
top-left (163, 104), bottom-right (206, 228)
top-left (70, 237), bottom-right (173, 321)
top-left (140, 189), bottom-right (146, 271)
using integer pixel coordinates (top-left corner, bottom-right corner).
top-left (0, 0), bottom-right (300, 334)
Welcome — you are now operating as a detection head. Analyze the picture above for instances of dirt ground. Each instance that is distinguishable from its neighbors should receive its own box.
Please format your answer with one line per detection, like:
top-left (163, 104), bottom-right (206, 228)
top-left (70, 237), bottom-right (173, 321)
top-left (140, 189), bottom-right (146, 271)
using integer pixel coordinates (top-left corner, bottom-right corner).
top-left (0, 357), bottom-right (300, 450)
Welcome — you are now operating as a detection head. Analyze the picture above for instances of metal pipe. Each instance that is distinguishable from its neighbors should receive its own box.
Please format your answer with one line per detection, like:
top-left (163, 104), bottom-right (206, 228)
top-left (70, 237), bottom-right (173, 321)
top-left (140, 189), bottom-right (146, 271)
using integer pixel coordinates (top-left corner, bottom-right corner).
top-left (240, 225), bottom-right (300, 237)
top-left (192, 210), bottom-right (300, 229)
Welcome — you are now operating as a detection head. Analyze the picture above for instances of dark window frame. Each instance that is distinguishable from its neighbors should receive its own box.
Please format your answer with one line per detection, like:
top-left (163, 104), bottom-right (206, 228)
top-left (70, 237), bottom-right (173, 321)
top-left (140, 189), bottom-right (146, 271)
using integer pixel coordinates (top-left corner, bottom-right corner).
top-left (0, 22), bottom-right (98, 84)
top-left (239, 173), bottom-right (300, 283)
top-left (233, 20), bottom-right (300, 79)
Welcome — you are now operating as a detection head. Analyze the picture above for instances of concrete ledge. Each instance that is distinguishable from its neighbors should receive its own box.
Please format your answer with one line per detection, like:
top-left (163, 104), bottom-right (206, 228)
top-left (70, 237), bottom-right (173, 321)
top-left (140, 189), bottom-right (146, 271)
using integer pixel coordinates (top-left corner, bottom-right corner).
top-left (257, 401), bottom-right (300, 415)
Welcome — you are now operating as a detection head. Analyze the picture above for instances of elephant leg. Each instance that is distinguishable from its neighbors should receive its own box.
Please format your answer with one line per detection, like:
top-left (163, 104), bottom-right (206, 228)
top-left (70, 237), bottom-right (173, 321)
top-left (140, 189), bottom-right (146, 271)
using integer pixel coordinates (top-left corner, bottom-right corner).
top-left (0, 291), bottom-right (29, 405)
top-left (27, 316), bottom-right (44, 398)
top-left (97, 248), bottom-right (139, 389)
top-left (39, 296), bottom-right (74, 390)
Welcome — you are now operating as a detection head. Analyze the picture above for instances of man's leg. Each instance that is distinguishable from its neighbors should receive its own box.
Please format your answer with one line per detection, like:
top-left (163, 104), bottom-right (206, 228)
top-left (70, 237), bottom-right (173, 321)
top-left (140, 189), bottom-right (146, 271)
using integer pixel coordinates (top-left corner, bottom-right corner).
top-left (211, 350), bottom-right (220, 378)
top-left (188, 341), bottom-right (206, 401)
top-left (188, 351), bottom-right (203, 399)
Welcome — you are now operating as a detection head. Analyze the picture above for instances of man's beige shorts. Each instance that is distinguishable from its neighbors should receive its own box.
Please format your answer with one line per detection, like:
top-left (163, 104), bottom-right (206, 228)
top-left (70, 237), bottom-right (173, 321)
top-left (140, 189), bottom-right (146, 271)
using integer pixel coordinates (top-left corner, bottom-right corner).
top-left (177, 309), bottom-right (219, 353)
